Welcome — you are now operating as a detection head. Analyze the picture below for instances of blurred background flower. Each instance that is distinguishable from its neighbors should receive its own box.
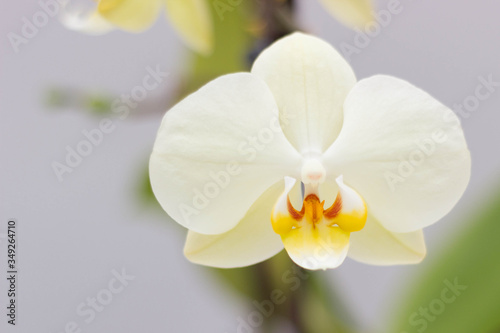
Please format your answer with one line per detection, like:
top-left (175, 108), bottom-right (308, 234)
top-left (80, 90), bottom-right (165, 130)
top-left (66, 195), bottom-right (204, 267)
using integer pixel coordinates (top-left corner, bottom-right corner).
top-left (317, 0), bottom-right (374, 28)
top-left (61, 0), bottom-right (214, 54)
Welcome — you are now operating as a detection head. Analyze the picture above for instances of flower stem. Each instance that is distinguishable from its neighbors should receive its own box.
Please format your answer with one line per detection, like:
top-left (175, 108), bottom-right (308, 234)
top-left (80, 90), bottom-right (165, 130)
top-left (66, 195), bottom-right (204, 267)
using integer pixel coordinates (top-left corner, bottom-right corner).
top-left (289, 265), bottom-right (309, 333)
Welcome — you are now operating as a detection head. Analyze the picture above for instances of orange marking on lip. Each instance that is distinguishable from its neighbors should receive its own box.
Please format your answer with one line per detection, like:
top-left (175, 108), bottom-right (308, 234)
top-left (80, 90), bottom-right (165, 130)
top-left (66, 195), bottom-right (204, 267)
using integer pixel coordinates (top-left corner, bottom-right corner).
top-left (287, 196), bottom-right (304, 221)
top-left (324, 193), bottom-right (342, 219)
top-left (302, 194), bottom-right (325, 227)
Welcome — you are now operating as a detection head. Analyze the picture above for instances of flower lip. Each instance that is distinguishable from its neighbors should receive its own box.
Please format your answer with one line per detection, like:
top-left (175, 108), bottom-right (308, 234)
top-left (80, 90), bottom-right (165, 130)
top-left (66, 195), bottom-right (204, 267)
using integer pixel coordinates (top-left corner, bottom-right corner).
top-left (271, 175), bottom-right (368, 270)
top-left (302, 194), bottom-right (325, 225)
top-left (273, 175), bottom-right (367, 235)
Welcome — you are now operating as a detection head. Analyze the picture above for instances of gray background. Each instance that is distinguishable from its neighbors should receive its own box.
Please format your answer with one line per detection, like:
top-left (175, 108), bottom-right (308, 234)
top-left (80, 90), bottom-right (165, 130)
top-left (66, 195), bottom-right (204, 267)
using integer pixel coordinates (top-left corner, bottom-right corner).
top-left (1, 0), bottom-right (499, 332)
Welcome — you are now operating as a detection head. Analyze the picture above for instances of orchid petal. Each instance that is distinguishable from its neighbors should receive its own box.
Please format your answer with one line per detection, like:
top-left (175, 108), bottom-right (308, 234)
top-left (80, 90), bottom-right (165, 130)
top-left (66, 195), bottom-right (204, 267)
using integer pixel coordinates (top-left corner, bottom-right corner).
top-left (323, 75), bottom-right (471, 233)
top-left (164, 0), bottom-right (214, 55)
top-left (251, 32), bottom-right (356, 154)
top-left (184, 181), bottom-right (284, 268)
top-left (348, 213), bottom-right (426, 265)
top-left (97, 0), bottom-right (162, 32)
top-left (317, 0), bottom-right (374, 29)
top-left (150, 73), bottom-right (302, 235)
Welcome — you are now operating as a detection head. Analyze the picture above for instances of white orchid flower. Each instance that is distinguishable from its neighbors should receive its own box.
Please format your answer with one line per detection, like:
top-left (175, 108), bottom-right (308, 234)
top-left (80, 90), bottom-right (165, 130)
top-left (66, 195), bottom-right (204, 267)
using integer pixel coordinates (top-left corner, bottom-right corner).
top-left (150, 33), bottom-right (470, 270)
top-left (60, 0), bottom-right (213, 55)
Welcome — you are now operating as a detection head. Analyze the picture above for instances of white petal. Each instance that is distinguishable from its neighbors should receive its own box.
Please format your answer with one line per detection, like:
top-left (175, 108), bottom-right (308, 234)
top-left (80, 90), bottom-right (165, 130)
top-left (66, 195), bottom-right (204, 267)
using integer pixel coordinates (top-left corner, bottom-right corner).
top-left (317, 0), bottom-right (374, 28)
top-left (164, 0), bottom-right (213, 55)
top-left (348, 214), bottom-right (426, 265)
top-left (272, 176), bottom-right (297, 218)
top-left (323, 75), bottom-right (471, 233)
top-left (150, 73), bottom-right (302, 235)
top-left (60, 5), bottom-right (115, 35)
top-left (288, 179), bottom-right (304, 211)
top-left (251, 32), bottom-right (356, 154)
top-left (184, 181), bottom-right (284, 268)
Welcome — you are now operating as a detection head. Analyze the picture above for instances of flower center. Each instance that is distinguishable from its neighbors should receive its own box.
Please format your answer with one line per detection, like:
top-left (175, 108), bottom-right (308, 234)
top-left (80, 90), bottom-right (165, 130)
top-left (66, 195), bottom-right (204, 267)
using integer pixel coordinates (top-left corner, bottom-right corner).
top-left (301, 158), bottom-right (326, 185)
top-left (270, 176), bottom-right (368, 270)
top-left (272, 187), bottom-right (367, 235)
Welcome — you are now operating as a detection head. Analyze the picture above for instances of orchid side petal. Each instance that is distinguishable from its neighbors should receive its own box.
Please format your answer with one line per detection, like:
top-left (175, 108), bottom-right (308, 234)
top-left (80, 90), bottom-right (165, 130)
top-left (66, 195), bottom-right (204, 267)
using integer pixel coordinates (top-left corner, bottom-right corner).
top-left (150, 73), bottom-right (302, 235)
top-left (184, 181), bottom-right (284, 268)
top-left (324, 75), bottom-right (471, 233)
top-left (348, 213), bottom-right (426, 265)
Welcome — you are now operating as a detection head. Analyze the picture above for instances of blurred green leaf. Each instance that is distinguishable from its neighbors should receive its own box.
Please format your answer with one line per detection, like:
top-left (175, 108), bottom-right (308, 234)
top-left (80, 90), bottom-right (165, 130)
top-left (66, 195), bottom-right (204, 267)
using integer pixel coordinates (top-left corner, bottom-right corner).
top-left (392, 186), bottom-right (500, 333)
top-left (85, 95), bottom-right (112, 115)
top-left (136, 163), bottom-right (162, 210)
top-left (45, 88), bottom-right (69, 109)
top-left (44, 87), bottom-right (114, 115)
top-left (302, 272), bottom-right (357, 333)
top-left (209, 265), bottom-right (260, 299)
top-left (208, 251), bottom-right (292, 300)
top-left (210, 251), bottom-right (358, 332)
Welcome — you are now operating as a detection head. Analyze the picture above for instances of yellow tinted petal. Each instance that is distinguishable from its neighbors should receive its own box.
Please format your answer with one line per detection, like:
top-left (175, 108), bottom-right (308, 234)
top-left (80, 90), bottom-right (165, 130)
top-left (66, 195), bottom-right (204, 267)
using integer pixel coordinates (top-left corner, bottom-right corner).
top-left (98, 0), bottom-right (162, 32)
top-left (323, 75), bottom-right (470, 233)
top-left (184, 182), bottom-right (284, 268)
top-left (150, 74), bottom-right (302, 235)
top-left (317, 0), bottom-right (374, 28)
top-left (348, 213), bottom-right (427, 265)
top-left (251, 33), bottom-right (356, 154)
top-left (164, 0), bottom-right (214, 54)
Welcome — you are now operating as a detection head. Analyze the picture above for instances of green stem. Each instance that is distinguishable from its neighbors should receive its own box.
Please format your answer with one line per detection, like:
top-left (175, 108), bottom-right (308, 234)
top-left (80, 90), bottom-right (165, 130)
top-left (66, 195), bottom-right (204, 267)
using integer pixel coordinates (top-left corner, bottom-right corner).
top-left (307, 272), bottom-right (358, 333)
top-left (289, 265), bottom-right (309, 333)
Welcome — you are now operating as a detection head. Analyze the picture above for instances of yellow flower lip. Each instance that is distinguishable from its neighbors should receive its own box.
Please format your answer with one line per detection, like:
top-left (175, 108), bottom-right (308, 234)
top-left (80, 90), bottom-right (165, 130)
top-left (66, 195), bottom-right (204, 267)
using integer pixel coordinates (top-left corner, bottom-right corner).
top-left (273, 190), bottom-right (367, 235)
top-left (271, 176), bottom-right (368, 270)
top-left (286, 194), bottom-right (329, 226)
